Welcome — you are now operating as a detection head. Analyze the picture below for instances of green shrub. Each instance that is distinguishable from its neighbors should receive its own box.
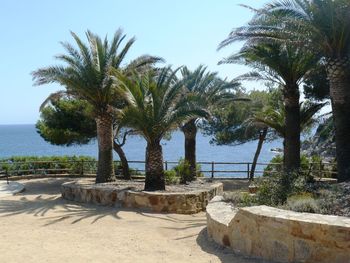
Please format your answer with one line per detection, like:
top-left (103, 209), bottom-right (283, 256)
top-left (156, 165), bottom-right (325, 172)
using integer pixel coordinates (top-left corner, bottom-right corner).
top-left (254, 168), bottom-right (312, 206)
top-left (164, 170), bottom-right (179, 185)
top-left (0, 155), bottom-right (97, 175)
top-left (285, 193), bottom-right (319, 213)
top-left (263, 154), bottom-right (336, 180)
top-left (223, 191), bottom-right (258, 207)
top-left (166, 159), bottom-right (204, 184)
top-left (255, 172), bottom-right (288, 206)
top-left (173, 159), bottom-right (192, 183)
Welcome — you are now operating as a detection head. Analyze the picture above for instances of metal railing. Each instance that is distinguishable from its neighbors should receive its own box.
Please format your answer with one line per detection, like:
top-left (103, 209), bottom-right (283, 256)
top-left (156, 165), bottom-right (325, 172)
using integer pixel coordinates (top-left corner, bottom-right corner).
top-left (0, 160), bottom-right (337, 179)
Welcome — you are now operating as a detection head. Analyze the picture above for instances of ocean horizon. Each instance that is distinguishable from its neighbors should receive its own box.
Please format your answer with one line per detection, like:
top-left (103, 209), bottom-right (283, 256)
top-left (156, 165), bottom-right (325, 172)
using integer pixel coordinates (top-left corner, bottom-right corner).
top-left (0, 124), bottom-right (282, 177)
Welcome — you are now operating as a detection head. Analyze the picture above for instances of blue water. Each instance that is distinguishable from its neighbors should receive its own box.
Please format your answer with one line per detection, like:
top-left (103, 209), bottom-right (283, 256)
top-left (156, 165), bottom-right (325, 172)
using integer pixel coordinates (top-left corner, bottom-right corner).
top-left (0, 125), bottom-right (282, 177)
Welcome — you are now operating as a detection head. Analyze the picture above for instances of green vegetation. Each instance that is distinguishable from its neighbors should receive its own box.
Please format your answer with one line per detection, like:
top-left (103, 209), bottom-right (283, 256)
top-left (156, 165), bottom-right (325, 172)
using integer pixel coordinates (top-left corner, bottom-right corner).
top-left (223, 173), bottom-right (344, 216)
top-left (32, 30), bottom-right (161, 184)
top-left (179, 65), bottom-right (240, 181)
top-left (118, 67), bottom-right (208, 190)
top-left (36, 98), bottom-right (133, 180)
top-left (36, 99), bottom-right (96, 146)
top-left (164, 159), bottom-right (204, 185)
top-left (0, 156), bottom-right (97, 175)
top-left (219, 34), bottom-right (321, 175)
top-left (29, 0), bottom-right (350, 191)
top-left (226, 0), bottom-right (350, 182)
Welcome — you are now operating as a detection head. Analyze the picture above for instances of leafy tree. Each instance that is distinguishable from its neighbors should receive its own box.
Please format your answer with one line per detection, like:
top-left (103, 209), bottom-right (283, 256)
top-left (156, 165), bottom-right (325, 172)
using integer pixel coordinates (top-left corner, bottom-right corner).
top-left (119, 67), bottom-right (208, 191)
top-left (36, 98), bottom-right (133, 179)
top-left (201, 89), bottom-right (273, 146)
top-left (36, 99), bottom-right (96, 146)
top-left (32, 29), bottom-right (162, 183)
top-left (231, 0), bottom-right (350, 181)
top-left (202, 89), bottom-right (282, 179)
top-left (202, 89), bottom-right (325, 180)
top-left (179, 65), bottom-right (240, 181)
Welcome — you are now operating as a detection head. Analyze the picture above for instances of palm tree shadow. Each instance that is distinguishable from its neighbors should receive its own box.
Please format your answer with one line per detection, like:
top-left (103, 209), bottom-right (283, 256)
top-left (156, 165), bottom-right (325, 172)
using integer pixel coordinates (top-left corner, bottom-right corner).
top-left (41, 200), bottom-right (123, 226)
top-left (196, 228), bottom-right (273, 263)
top-left (0, 195), bottom-right (122, 226)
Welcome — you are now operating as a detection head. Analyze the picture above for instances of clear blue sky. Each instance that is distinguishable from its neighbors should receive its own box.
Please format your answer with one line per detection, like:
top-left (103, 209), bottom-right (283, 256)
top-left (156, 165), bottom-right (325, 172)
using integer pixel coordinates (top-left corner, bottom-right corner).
top-left (0, 0), bottom-right (267, 125)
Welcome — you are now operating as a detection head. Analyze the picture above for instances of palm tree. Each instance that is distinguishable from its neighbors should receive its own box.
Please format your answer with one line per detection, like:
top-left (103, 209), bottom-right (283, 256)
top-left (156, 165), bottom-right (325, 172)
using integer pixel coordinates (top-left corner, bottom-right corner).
top-left (219, 42), bottom-right (319, 173)
top-left (119, 67), bottom-right (208, 191)
top-left (32, 29), bottom-right (162, 183)
top-left (230, 0), bottom-right (350, 181)
top-left (248, 101), bottom-right (326, 179)
top-left (179, 65), bottom-right (239, 181)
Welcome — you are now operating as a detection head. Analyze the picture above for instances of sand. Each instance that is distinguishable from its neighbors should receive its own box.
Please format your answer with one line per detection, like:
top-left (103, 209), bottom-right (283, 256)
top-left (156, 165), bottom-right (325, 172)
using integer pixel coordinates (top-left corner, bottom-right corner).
top-left (0, 178), bottom-right (268, 263)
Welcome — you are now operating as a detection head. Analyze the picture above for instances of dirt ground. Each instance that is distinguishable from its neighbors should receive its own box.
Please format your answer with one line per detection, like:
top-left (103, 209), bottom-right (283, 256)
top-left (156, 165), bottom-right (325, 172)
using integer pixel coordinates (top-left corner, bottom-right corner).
top-left (0, 178), bottom-right (269, 263)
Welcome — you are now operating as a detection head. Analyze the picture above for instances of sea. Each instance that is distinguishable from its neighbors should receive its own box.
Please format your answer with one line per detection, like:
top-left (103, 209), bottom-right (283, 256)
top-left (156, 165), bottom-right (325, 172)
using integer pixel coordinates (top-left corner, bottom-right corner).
top-left (0, 124), bottom-right (283, 177)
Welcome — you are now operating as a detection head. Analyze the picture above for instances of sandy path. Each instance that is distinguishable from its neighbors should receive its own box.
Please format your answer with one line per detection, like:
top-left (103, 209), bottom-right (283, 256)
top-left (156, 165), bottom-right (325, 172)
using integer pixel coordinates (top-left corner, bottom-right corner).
top-left (0, 178), bottom-right (269, 263)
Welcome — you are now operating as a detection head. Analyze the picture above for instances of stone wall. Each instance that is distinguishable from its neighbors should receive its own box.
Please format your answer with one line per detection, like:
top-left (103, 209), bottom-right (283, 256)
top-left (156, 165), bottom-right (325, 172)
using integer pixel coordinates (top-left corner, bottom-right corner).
top-left (61, 180), bottom-right (223, 214)
top-left (206, 196), bottom-right (350, 263)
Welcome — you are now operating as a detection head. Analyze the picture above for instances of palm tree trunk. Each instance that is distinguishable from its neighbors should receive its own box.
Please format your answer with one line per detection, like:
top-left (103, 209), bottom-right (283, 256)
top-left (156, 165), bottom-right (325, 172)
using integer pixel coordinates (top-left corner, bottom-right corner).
top-left (95, 115), bottom-right (115, 183)
top-left (250, 127), bottom-right (268, 181)
top-left (283, 84), bottom-right (301, 174)
top-left (144, 140), bottom-right (165, 191)
top-left (181, 119), bottom-right (197, 182)
top-left (113, 141), bottom-right (130, 180)
top-left (326, 58), bottom-right (350, 182)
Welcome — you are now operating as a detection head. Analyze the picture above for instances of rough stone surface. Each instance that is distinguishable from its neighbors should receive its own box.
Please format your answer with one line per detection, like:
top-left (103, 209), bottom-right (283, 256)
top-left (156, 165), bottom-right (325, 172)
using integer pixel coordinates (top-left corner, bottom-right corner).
top-left (206, 196), bottom-right (350, 263)
top-left (61, 180), bottom-right (223, 214)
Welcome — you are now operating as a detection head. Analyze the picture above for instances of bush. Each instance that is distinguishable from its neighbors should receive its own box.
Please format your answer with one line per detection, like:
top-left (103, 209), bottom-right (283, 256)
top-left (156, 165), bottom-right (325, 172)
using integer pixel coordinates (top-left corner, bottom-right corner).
top-left (223, 191), bottom-right (258, 207)
top-left (165, 159), bottom-right (204, 184)
top-left (264, 154), bottom-right (336, 180)
top-left (284, 193), bottom-right (319, 213)
top-left (255, 172), bottom-right (289, 206)
top-left (173, 159), bottom-right (192, 183)
top-left (164, 170), bottom-right (179, 185)
top-left (0, 155), bottom-right (97, 175)
top-left (254, 169), bottom-right (312, 206)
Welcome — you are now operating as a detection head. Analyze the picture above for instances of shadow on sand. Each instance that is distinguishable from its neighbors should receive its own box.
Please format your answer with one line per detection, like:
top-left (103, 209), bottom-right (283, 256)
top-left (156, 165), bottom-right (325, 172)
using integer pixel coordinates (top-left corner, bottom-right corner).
top-left (0, 178), bottom-right (207, 229)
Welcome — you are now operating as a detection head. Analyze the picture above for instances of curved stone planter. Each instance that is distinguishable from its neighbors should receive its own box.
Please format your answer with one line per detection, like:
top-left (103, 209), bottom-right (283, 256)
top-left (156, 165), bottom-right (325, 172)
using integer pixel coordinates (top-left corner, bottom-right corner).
top-left (206, 196), bottom-right (350, 263)
top-left (61, 180), bottom-right (223, 214)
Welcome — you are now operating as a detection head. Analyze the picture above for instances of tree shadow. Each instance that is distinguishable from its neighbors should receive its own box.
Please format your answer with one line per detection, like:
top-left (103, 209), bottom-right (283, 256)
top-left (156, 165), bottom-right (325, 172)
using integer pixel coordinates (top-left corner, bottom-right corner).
top-left (0, 178), bottom-right (208, 228)
top-left (0, 178), bottom-right (128, 225)
top-left (196, 228), bottom-right (273, 263)
top-left (0, 194), bottom-right (123, 226)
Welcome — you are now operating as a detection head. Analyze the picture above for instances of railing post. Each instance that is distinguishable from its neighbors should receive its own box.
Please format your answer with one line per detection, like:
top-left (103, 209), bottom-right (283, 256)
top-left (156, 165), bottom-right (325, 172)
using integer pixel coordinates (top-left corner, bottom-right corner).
top-left (81, 160), bottom-right (84, 176)
top-left (5, 169), bottom-right (9, 185)
top-left (211, 162), bottom-right (215, 178)
top-left (165, 161), bottom-right (168, 171)
top-left (247, 163), bottom-right (250, 179)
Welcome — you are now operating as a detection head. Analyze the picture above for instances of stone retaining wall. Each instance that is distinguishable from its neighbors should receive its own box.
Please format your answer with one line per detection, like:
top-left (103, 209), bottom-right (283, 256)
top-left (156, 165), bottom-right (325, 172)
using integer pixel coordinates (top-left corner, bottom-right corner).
top-left (61, 180), bottom-right (223, 214)
top-left (206, 196), bottom-right (350, 263)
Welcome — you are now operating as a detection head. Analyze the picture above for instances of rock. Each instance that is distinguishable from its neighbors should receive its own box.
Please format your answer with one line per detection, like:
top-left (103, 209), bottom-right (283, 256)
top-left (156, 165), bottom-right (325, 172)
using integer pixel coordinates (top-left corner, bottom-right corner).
top-left (61, 179), bottom-right (223, 214)
top-left (206, 197), bottom-right (350, 263)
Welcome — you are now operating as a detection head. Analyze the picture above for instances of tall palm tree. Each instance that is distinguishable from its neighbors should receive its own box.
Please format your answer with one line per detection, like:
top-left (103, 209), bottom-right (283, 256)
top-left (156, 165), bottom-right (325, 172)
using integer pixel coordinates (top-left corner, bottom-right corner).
top-left (248, 101), bottom-right (326, 180)
top-left (230, 0), bottom-right (350, 181)
top-left (119, 67), bottom-right (208, 191)
top-left (32, 29), bottom-right (162, 183)
top-left (179, 65), bottom-right (239, 181)
top-left (250, 101), bottom-right (326, 139)
top-left (219, 42), bottom-right (319, 173)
